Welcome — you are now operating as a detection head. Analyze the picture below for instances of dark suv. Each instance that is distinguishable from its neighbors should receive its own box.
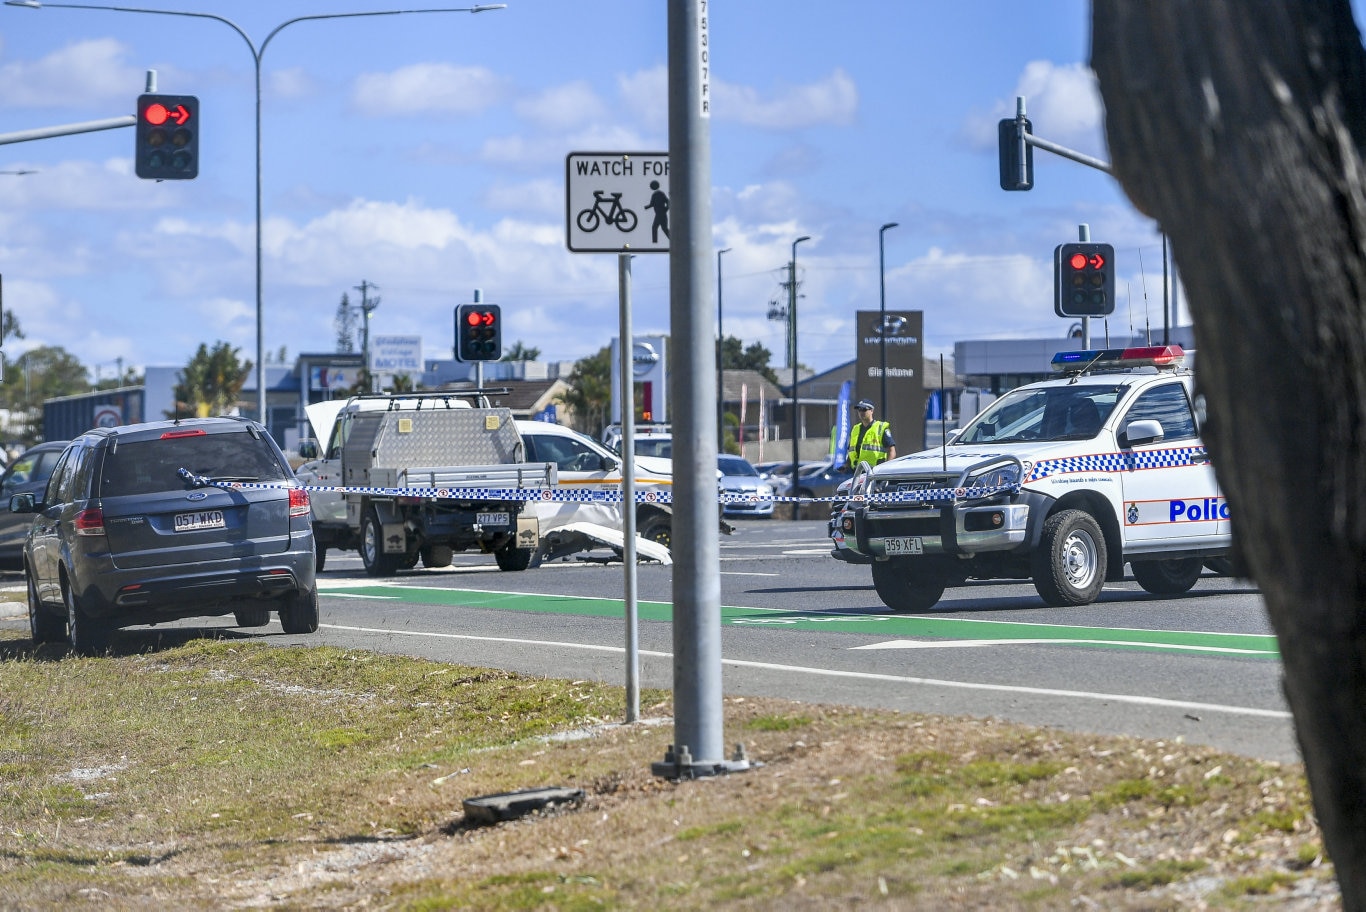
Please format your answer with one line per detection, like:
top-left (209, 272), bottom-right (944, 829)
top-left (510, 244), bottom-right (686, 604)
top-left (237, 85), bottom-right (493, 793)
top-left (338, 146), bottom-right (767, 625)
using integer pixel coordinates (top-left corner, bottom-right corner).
top-left (12, 417), bottom-right (318, 654)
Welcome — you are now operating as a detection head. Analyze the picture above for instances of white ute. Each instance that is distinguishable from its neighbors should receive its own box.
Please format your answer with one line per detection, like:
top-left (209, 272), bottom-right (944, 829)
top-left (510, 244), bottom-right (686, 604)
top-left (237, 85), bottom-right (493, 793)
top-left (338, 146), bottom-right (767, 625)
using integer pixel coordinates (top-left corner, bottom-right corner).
top-left (831, 345), bottom-right (1231, 611)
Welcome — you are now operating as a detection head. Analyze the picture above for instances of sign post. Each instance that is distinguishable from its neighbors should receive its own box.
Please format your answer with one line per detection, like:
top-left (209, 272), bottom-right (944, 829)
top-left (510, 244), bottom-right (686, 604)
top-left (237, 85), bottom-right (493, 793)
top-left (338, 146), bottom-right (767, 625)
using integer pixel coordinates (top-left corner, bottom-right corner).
top-left (565, 151), bottom-right (670, 725)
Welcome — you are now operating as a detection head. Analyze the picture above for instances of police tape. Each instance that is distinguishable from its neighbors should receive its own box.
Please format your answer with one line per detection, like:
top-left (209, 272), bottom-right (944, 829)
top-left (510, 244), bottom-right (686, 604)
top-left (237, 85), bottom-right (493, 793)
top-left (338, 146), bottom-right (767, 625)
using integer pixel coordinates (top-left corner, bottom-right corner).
top-left (176, 469), bottom-right (1018, 508)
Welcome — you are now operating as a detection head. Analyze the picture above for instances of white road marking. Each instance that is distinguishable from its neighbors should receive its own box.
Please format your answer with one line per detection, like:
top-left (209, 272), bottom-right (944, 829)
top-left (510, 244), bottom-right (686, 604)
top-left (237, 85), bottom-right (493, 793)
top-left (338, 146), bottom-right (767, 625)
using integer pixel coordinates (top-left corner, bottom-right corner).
top-left (854, 638), bottom-right (1277, 656)
top-left (318, 622), bottom-right (1290, 720)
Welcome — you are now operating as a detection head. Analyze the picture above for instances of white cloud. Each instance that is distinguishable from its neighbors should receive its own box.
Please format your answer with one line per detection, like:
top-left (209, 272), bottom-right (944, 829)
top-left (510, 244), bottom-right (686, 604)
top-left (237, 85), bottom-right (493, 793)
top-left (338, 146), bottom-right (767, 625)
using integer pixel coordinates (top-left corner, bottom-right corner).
top-left (352, 63), bottom-right (506, 116)
top-left (268, 67), bottom-right (315, 100)
top-left (1015, 61), bottom-right (1103, 144)
top-left (960, 60), bottom-right (1103, 151)
top-left (0, 38), bottom-right (142, 107)
top-left (0, 158), bottom-right (173, 211)
top-left (480, 125), bottom-right (655, 168)
top-left (716, 69), bottom-right (859, 129)
top-left (481, 179), bottom-right (561, 216)
top-left (515, 81), bottom-right (607, 131)
top-left (616, 65), bottom-right (859, 131)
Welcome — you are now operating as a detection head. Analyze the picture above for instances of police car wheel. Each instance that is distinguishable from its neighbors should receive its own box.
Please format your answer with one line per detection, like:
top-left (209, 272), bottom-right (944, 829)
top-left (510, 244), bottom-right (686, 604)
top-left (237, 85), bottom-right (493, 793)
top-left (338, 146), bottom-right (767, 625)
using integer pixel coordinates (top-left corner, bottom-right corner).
top-left (1131, 556), bottom-right (1203, 595)
top-left (1033, 509), bottom-right (1107, 607)
top-left (871, 558), bottom-right (947, 612)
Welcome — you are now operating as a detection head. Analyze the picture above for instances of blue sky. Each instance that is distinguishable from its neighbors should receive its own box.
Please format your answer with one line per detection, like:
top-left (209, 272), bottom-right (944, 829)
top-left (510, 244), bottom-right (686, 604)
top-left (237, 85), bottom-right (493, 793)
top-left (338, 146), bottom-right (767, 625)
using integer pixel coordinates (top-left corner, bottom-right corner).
top-left (1, 0), bottom-right (1178, 381)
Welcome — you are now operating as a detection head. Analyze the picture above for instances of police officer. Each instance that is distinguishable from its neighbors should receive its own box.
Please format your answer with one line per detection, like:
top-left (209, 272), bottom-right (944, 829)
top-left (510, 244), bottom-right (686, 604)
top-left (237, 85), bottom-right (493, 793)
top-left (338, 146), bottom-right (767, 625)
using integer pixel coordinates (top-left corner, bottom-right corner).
top-left (846, 399), bottom-right (896, 471)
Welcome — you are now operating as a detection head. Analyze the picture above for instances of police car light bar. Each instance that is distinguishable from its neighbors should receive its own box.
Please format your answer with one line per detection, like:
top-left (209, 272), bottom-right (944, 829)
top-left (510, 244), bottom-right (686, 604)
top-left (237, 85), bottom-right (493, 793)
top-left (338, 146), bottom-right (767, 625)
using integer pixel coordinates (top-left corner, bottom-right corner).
top-left (1050, 344), bottom-right (1186, 371)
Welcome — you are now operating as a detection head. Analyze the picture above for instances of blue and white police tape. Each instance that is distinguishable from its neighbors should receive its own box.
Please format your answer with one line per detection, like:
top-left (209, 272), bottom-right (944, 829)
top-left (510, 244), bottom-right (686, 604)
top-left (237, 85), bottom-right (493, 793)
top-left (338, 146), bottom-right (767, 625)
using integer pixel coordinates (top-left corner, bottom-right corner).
top-left (176, 469), bottom-right (1017, 507)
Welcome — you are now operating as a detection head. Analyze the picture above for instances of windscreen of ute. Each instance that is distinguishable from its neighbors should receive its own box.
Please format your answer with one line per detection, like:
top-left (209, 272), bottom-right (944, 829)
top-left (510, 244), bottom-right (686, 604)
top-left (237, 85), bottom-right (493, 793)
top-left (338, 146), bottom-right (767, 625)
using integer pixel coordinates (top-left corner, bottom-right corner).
top-left (100, 433), bottom-right (288, 497)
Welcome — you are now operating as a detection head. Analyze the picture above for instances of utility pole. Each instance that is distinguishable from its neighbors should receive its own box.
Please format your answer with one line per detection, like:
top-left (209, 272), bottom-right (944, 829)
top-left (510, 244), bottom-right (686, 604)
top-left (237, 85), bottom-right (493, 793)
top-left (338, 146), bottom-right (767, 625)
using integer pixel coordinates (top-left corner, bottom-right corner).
top-left (354, 279), bottom-right (381, 392)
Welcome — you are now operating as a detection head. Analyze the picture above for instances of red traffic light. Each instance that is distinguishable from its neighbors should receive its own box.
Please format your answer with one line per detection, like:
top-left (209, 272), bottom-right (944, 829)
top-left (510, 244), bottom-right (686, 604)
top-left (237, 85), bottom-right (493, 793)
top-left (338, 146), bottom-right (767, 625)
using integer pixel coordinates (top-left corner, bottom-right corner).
top-left (141, 101), bottom-right (191, 126)
top-left (465, 310), bottom-right (496, 327)
top-left (1068, 252), bottom-right (1106, 270)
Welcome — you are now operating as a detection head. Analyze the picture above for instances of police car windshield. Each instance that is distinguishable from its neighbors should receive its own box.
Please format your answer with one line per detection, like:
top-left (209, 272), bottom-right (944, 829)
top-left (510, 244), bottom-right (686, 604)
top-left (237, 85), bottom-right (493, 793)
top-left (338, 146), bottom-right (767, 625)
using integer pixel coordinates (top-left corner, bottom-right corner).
top-left (955, 385), bottom-right (1124, 444)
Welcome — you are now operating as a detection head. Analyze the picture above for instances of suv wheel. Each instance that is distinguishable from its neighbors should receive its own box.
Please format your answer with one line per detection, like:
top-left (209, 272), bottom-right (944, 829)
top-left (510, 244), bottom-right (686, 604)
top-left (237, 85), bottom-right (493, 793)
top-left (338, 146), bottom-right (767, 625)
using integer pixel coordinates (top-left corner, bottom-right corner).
top-left (280, 587), bottom-right (319, 634)
top-left (65, 581), bottom-right (110, 657)
top-left (28, 573), bottom-right (65, 644)
top-left (360, 508), bottom-right (400, 577)
top-left (1032, 509), bottom-right (1107, 607)
top-left (871, 558), bottom-right (946, 612)
top-left (1132, 556), bottom-right (1204, 595)
top-left (233, 606), bottom-right (271, 627)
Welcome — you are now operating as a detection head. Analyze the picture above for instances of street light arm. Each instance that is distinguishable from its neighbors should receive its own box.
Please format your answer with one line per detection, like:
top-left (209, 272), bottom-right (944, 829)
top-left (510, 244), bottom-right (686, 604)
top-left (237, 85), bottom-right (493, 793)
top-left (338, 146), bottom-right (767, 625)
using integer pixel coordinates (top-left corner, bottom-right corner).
top-left (5, 2), bottom-right (258, 58)
top-left (261, 5), bottom-right (505, 56)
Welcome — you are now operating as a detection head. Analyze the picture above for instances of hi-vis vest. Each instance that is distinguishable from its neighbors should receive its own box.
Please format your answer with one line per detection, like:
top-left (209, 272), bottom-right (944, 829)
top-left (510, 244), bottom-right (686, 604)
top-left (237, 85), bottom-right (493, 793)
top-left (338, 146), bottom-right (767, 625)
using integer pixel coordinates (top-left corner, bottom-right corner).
top-left (847, 420), bottom-right (892, 469)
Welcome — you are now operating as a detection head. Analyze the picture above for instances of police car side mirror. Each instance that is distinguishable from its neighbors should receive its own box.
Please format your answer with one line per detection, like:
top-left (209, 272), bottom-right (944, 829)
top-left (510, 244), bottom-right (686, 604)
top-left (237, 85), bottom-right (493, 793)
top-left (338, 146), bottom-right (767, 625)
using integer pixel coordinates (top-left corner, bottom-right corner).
top-left (601, 454), bottom-right (618, 472)
top-left (298, 440), bottom-right (319, 460)
top-left (1123, 419), bottom-right (1164, 446)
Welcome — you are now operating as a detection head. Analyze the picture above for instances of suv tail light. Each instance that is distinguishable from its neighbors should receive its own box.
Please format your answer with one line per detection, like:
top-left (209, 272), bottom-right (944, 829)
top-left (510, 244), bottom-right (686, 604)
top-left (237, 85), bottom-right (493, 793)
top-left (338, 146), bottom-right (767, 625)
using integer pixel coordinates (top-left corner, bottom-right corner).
top-left (73, 508), bottom-right (106, 536)
top-left (288, 488), bottom-right (311, 517)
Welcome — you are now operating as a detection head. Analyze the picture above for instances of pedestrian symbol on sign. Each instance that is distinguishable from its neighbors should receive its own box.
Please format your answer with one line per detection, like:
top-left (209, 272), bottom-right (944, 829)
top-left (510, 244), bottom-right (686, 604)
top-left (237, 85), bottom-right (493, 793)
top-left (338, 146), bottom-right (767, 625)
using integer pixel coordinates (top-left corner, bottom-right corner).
top-left (645, 180), bottom-right (670, 242)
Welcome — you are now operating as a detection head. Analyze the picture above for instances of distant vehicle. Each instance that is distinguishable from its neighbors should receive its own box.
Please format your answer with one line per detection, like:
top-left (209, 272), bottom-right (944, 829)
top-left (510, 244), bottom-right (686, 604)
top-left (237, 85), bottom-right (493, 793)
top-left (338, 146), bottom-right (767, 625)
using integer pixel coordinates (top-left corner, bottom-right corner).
top-left (0, 441), bottom-right (69, 570)
top-left (13, 417), bottom-right (318, 655)
top-left (717, 455), bottom-right (774, 518)
top-left (602, 423), bottom-right (672, 458)
top-left (754, 460), bottom-right (814, 481)
top-left (781, 459), bottom-right (848, 502)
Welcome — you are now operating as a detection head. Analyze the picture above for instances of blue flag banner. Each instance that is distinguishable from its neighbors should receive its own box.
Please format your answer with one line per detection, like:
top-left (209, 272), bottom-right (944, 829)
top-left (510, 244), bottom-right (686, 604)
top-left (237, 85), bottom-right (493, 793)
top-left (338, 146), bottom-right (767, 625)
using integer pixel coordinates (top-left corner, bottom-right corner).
top-left (832, 380), bottom-right (853, 466)
top-left (925, 389), bottom-right (942, 421)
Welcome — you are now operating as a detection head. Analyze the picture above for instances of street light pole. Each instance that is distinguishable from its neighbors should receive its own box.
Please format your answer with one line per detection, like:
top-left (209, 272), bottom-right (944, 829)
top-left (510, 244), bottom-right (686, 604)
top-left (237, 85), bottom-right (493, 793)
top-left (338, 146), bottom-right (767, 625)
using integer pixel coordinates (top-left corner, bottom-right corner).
top-left (6, 0), bottom-right (506, 427)
top-left (878, 221), bottom-right (898, 411)
top-left (789, 235), bottom-right (810, 520)
top-left (716, 246), bottom-right (731, 450)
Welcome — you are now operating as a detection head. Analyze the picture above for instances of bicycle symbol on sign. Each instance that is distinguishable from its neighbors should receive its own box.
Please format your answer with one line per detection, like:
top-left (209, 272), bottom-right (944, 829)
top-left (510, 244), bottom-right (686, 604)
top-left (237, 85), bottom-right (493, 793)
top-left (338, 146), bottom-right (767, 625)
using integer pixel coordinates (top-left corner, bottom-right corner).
top-left (576, 191), bottom-right (638, 234)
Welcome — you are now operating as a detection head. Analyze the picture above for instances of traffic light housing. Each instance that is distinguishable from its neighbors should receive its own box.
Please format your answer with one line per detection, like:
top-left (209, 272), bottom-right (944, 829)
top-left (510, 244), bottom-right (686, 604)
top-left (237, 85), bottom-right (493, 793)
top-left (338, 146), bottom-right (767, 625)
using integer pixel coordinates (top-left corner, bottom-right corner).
top-left (998, 116), bottom-right (1034, 191)
top-left (457, 304), bottom-right (502, 361)
top-left (1055, 243), bottom-right (1116, 317)
top-left (136, 94), bottom-right (199, 180)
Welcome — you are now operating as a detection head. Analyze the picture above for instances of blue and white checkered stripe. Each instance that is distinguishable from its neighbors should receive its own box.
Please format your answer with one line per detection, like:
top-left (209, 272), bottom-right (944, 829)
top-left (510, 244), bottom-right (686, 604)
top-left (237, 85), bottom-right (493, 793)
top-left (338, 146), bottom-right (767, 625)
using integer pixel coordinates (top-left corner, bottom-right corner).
top-left (1026, 446), bottom-right (1208, 482)
top-left (181, 469), bottom-right (1022, 507)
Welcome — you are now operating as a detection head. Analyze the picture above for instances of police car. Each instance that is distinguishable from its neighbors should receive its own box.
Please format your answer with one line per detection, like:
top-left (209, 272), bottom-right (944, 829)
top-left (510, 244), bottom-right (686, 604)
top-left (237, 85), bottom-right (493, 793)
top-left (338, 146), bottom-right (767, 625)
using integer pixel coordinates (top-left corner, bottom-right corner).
top-left (830, 345), bottom-right (1230, 611)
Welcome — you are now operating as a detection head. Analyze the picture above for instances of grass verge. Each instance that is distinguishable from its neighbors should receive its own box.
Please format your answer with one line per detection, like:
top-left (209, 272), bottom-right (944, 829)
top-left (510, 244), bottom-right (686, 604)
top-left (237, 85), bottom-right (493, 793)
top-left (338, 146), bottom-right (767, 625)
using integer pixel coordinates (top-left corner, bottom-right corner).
top-left (0, 627), bottom-right (1339, 910)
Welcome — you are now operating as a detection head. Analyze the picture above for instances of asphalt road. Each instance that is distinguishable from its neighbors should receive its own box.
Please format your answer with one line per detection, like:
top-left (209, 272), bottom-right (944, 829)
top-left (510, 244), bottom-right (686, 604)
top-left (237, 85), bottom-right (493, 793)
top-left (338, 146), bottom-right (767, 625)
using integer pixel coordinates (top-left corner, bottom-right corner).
top-left (0, 518), bottom-right (1298, 763)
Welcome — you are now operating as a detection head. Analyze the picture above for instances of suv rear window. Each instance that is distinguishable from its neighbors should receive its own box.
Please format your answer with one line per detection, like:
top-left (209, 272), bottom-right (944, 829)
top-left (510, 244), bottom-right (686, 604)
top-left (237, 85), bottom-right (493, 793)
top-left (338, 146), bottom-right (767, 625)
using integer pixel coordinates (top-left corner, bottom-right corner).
top-left (99, 432), bottom-right (289, 498)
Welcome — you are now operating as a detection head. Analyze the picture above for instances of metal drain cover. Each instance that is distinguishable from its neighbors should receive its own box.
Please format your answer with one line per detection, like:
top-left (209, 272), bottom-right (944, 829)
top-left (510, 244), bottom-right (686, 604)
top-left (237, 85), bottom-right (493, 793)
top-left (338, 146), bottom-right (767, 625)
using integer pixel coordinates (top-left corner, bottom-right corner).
top-left (462, 786), bottom-right (585, 824)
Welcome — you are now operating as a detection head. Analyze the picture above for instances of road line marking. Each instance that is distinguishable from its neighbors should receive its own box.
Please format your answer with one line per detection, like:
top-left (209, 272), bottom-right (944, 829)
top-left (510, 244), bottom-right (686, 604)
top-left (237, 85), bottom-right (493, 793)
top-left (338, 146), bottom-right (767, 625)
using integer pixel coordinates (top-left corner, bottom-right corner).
top-left (318, 623), bottom-right (1291, 720)
top-left (853, 638), bottom-right (1277, 656)
top-left (721, 571), bottom-right (779, 577)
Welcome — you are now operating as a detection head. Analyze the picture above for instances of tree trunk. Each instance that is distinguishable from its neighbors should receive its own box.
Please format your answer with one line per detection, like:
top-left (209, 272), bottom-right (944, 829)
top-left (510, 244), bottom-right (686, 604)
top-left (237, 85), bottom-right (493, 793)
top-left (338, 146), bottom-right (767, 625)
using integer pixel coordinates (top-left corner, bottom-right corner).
top-left (1092, 2), bottom-right (1366, 904)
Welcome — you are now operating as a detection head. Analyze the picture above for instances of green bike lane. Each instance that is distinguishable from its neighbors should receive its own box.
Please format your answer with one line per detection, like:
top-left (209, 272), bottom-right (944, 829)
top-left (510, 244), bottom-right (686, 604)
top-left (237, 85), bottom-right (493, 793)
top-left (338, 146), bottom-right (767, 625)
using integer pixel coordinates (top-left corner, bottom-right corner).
top-left (320, 581), bottom-right (1279, 660)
